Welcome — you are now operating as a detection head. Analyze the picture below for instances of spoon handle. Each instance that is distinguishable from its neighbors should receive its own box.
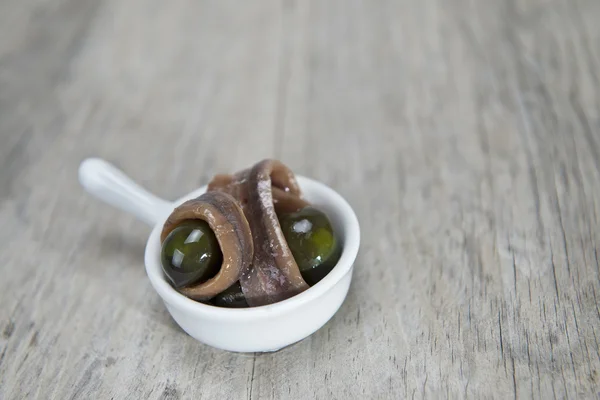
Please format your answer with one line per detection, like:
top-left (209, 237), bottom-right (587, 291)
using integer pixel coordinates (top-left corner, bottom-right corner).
top-left (78, 158), bottom-right (172, 227)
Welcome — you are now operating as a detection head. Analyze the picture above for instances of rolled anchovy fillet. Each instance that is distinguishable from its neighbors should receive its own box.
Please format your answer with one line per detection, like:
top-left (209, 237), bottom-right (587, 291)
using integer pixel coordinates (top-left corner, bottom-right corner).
top-left (208, 159), bottom-right (310, 306)
top-left (160, 191), bottom-right (253, 301)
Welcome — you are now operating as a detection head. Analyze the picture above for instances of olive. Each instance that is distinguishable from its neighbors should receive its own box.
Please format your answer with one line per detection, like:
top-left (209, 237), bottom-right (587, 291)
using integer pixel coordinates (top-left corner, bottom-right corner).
top-left (161, 220), bottom-right (223, 288)
top-left (211, 282), bottom-right (249, 308)
top-left (278, 207), bottom-right (341, 286)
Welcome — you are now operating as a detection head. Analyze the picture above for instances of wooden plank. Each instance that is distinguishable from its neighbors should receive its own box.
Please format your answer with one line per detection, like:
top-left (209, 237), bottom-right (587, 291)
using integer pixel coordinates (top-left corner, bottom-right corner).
top-left (1, 0), bottom-right (600, 398)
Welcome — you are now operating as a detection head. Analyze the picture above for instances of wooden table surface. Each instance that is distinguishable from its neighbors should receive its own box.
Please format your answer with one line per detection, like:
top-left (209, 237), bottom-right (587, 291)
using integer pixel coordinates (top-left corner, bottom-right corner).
top-left (2, 0), bottom-right (600, 398)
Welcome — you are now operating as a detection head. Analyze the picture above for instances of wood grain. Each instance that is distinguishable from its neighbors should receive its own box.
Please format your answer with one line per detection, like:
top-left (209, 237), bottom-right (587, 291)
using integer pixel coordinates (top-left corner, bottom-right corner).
top-left (1, 0), bottom-right (600, 398)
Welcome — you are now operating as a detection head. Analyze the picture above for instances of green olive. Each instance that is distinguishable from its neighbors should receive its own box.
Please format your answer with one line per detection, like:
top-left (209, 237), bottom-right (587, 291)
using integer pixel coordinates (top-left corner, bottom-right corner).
top-left (211, 282), bottom-right (249, 308)
top-left (161, 220), bottom-right (222, 288)
top-left (278, 207), bottom-right (341, 286)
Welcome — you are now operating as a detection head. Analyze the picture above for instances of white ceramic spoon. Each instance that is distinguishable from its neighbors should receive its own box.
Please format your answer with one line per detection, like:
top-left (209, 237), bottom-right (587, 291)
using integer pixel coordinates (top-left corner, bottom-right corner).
top-left (78, 157), bottom-right (360, 352)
